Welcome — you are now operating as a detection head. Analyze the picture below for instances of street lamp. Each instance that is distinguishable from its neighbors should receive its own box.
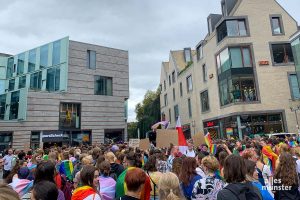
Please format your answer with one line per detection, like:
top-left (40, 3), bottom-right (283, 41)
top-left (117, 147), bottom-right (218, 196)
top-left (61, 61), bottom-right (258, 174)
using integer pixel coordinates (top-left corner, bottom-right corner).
top-left (290, 106), bottom-right (300, 135)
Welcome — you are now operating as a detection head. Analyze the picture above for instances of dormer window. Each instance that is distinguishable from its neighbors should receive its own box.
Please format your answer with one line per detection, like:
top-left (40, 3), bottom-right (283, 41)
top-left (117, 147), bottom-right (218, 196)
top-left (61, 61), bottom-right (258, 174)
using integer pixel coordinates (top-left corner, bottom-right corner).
top-left (197, 45), bottom-right (203, 61)
top-left (184, 48), bottom-right (192, 63)
top-left (217, 18), bottom-right (248, 43)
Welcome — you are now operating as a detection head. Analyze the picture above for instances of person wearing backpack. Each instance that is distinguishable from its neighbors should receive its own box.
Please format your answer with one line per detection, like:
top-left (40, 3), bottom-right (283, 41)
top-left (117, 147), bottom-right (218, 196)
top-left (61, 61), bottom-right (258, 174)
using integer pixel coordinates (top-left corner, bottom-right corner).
top-left (144, 155), bottom-right (162, 200)
top-left (217, 154), bottom-right (262, 200)
top-left (191, 156), bottom-right (225, 200)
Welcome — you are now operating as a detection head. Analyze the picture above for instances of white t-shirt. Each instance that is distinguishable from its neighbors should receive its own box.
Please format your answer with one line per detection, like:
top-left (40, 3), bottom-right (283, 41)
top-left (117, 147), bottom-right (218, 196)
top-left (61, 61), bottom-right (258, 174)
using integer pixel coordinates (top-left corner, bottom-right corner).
top-left (185, 149), bottom-right (196, 158)
top-left (296, 159), bottom-right (300, 174)
top-left (3, 154), bottom-right (13, 171)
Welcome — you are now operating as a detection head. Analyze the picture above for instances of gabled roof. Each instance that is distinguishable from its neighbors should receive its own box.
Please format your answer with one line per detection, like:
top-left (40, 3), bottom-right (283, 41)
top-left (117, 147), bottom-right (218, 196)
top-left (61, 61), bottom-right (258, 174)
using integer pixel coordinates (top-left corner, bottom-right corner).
top-left (170, 50), bottom-right (196, 72)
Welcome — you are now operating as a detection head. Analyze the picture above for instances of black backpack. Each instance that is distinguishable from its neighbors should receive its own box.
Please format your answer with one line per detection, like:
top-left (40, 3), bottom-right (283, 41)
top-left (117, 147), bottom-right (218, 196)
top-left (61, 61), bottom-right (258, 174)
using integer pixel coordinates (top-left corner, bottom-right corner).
top-left (225, 182), bottom-right (262, 200)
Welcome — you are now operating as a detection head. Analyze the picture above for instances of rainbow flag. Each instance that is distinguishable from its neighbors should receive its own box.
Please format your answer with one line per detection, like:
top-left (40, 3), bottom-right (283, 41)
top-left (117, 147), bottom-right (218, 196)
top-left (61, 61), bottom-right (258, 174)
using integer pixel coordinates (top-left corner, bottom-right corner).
top-left (214, 169), bottom-right (223, 180)
top-left (71, 186), bottom-right (96, 200)
top-left (262, 146), bottom-right (278, 173)
top-left (116, 167), bottom-right (151, 199)
top-left (204, 133), bottom-right (213, 149)
top-left (59, 160), bottom-right (74, 181)
top-left (289, 141), bottom-right (297, 147)
top-left (210, 144), bottom-right (217, 155)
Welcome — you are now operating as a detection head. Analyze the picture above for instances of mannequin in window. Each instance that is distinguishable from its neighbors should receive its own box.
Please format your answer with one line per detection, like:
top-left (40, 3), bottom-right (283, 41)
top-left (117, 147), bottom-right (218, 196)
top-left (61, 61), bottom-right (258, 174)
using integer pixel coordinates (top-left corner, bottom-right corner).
top-left (232, 84), bottom-right (241, 102)
top-left (248, 87), bottom-right (254, 101)
top-left (243, 87), bottom-right (249, 101)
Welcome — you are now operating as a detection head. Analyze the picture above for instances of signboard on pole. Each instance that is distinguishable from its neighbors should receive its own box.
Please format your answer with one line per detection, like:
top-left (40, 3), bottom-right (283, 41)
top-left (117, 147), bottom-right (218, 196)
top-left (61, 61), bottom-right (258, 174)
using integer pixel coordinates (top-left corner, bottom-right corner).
top-left (156, 129), bottom-right (178, 148)
top-left (192, 132), bottom-right (205, 147)
top-left (139, 138), bottom-right (150, 150)
top-left (129, 139), bottom-right (140, 148)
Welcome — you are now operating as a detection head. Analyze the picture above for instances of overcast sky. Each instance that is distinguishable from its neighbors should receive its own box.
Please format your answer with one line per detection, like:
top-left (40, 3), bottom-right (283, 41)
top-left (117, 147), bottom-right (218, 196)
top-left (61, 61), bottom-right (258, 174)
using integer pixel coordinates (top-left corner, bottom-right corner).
top-left (0, 0), bottom-right (299, 122)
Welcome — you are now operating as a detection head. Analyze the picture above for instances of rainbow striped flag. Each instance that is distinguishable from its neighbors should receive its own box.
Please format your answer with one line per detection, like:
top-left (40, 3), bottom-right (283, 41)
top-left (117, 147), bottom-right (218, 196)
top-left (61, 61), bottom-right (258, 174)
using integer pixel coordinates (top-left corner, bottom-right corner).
top-left (116, 167), bottom-right (151, 199)
top-left (210, 144), bottom-right (217, 155)
top-left (204, 133), bottom-right (213, 149)
top-left (71, 186), bottom-right (96, 200)
top-left (59, 160), bottom-right (74, 181)
top-left (262, 146), bottom-right (278, 174)
top-left (289, 141), bottom-right (298, 147)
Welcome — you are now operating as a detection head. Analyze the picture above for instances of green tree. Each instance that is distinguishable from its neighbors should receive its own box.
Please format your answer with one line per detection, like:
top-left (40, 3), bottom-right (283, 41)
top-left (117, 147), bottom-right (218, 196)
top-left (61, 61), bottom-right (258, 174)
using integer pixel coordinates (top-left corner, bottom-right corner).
top-left (134, 88), bottom-right (161, 138)
top-left (127, 122), bottom-right (138, 139)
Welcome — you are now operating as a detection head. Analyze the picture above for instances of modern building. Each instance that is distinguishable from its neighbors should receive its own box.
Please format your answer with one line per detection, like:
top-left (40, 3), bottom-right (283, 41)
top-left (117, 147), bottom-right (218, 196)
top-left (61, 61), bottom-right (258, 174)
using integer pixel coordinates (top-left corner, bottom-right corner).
top-left (0, 37), bottom-right (129, 150)
top-left (160, 0), bottom-right (300, 139)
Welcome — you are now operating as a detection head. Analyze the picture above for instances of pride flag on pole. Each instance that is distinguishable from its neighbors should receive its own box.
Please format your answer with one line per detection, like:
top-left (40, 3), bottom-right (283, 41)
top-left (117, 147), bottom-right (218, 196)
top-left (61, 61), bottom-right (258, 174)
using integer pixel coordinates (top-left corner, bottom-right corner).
top-left (204, 133), bottom-right (217, 155)
top-left (176, 116), bottom-right (188, 154)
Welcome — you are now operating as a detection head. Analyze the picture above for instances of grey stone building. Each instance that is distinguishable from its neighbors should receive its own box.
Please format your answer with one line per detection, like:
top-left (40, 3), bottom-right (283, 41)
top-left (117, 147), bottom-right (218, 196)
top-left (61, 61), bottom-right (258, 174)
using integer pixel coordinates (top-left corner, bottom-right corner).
top-left (0, 37), bottom-right (129, 150)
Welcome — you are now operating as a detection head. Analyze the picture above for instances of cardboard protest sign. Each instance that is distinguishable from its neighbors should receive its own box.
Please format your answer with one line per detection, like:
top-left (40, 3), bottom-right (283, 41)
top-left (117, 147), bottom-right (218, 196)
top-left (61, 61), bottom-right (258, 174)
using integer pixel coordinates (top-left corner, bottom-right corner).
top-left (129, 139), bottom-right (140, 148)
top-left (139, 138), bottom-right (150, 150)
top-left (192, 132), bottom-right (205, 147)
top-left (156, 129), bottom-right (178, 148)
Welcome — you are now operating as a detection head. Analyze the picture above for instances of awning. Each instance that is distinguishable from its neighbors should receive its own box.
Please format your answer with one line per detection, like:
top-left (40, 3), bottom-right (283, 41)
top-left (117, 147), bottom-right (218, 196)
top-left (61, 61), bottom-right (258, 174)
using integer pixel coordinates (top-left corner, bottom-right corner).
top-left (42, 131), bottom-right (64, 142)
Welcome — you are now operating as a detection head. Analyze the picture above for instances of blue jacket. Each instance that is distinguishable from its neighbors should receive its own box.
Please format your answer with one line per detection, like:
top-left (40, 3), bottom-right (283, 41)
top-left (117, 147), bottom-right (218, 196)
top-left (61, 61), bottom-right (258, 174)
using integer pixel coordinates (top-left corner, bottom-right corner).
top-left (181, 174), bottom-right (202, 199)
top-left (252, 181), bottom-right (274, 200)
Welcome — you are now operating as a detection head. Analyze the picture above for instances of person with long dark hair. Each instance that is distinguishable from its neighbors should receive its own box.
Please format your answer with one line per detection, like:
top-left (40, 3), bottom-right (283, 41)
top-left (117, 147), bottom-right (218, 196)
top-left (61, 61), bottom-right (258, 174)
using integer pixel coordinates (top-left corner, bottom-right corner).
top-left (179, 157), bottom-right (201, 199)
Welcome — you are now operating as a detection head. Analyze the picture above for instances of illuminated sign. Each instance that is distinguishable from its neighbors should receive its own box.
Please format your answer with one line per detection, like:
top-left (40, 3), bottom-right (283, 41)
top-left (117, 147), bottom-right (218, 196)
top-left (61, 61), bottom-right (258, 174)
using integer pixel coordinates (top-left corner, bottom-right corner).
top-left (206, 121), bottom-right (215, 127)
top-left (259, 61), bottom-right (269, 66)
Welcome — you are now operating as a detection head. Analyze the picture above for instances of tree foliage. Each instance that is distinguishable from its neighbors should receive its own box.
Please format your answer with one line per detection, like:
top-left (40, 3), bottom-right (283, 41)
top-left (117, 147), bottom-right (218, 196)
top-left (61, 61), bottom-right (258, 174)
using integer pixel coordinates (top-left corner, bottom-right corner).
top-left (134, 88), bottom-right (161, 138)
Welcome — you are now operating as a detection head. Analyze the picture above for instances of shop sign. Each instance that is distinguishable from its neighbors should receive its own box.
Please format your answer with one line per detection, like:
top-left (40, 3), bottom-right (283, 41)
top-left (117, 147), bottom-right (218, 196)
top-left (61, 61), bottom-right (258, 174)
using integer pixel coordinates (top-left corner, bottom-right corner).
top-left (206, 121), bottom-right (215, 127)
top-left (42, 131), bottom-right (64, 142)
top-left (259, 60), bottom-right (269, 66)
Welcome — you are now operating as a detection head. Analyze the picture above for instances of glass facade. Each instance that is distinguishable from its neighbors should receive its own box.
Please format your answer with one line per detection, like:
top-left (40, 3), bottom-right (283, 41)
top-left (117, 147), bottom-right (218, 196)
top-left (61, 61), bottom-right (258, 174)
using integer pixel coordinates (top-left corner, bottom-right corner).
top-left (40, 44), bottom-right (48, 69)
top-left (0, 94), bottom-right (6, 120)
top-left (8, 79), bottom-right (15, 91)
top-left (94, 76), bottom-right (113, 96)
top-left (18, 75), bottom-right (26, 89)
top-left (28, 49), bottom-right (36, 72)
top-left (17, 53), bottom-right (25, 75)
top-left (46, 67), bottom-right (60, 91)
top-left (6, 57), bottom-right (14, 78)
top-left (52, 40), bottom-right (61, 66)
top-left (291, 34), bottom-right (300, 87)
top-left (30, 71), bottom-right (42, 90)
top-left (9, 91), bottom-right (20, 120)
top-left (217, 19), bottom-right (247, 42)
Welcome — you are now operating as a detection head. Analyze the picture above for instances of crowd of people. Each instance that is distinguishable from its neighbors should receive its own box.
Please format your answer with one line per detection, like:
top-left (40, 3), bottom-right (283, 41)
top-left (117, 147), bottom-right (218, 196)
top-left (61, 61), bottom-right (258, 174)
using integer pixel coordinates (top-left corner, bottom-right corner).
top-left (0, 135), bottom-right (300, 200)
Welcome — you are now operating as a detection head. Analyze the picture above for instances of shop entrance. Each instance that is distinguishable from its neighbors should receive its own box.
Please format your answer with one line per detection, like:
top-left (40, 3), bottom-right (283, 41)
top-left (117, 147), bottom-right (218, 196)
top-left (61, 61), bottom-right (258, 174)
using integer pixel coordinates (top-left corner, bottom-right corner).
top-left (43, 142), bottom-right (63, 149)
top-left (104, 129), bottom-right (124, 144)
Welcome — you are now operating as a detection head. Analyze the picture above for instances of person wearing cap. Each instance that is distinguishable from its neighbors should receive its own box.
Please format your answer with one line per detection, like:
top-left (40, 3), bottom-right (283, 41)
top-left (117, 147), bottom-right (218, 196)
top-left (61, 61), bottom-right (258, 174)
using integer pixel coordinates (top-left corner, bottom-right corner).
top-left (9, 166), bottom-right (33, 198)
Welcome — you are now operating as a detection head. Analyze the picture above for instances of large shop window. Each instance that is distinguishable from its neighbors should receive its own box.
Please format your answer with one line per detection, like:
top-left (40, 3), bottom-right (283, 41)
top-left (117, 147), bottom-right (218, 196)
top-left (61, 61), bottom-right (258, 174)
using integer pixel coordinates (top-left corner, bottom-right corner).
top-left (28, 49), bottom-right (36, 72)
top-left (17, 53), bottom-right (25, 75)
top-left (94, 76), bottom-right (113, 96)
top-left (59, 103), bottom-right (81, 129)
top-left (0, 94), bottom-right (6, 120)
top-left (30, 71), bottom-right (42, 90)
top-left (186, 75), bottom-right (193, 92)
top-left (288, 74), bottom-right (300, 100)
top-left (200, 90), bottom-right (210, 112)
top-left (46, 67), bottom-right (60, 92)
top-left (0, 132), bottom-right (12, 152)
top-left (271, 43), bottom-right (294, 65)
top-left (216, 46), bottom-right (253, 74)
top-left (87, 50), bottom-right (96, 69)
top-left (52, 40), bottom-right (61, 66)
top-left (40, 44), bottom-right (49, 69)
top-left (217, 19), bottom-right (247, 42)
top-left (219, 75), bottom-right (257, 106)
top-left (6, 57), bottom-right (14, 79)
top-left (9, 91), bottom-right (20, 120)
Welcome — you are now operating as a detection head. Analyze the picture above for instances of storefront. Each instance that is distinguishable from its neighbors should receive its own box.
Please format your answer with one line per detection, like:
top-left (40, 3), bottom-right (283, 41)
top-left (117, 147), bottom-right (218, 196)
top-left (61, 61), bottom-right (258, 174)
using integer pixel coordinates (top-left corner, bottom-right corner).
top-left (30, 130), bottom-right (92, 149)
top-left (203, 112), bottom-right (285, 139)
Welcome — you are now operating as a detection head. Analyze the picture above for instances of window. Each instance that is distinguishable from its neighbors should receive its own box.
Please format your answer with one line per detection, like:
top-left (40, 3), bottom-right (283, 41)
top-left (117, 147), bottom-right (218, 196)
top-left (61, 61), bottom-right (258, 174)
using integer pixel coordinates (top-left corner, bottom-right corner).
top-left (46, 67), bottom-right (60, 91)
top-left (59, 103), bottom-right (81, 129)
top-left (95, 76), bottom-right (113, 96)
top-left (40, 45), bottom-right (48, 69)
top-left (28, 49), bottom-right (36, 72)
top-left (203, 64), bottom-right (207, 82)
top-left (18, 75), bottom-right (26, 89)
top-left (201, 90), bottom-right (210, 112)
top-left (159, 84), bottom-right (162, 92)
top-left (169, 109), bottom-right (172, 123)
top-left (271, 43), bottom-right (294, 65)
top-left (217, 19), bottom-right (247, 42)
top-left (0, 94), bottom-right (6, 120)
top-left (180, 82), bottom-right (183, 97)
top-left (8, 79), bottom-right (15, 91)
top-left (271, 16), bottom-right (283, 35)
top-left (17, 53), bottom-right (25, 75)
top-left (188, 98), bottom-right (192, 118)
top-left (0, 80), bottom-right (4, 94)
top-left (172, 88), bottom-right (175, 101)
top-left (197, 45), bottom-right (203, 61)
top-left (169, 75), bottom-right (171, 86)
top-left (164, 94), bottom-right (168, 106)
top-left (10, 91), bottom-right (20, 120)
top-left (30, 71), bottom-right (42, 90)
top-left (172, 71), bottom-right (175, 83)
top-left (216, 46), bottom-right (252, 74)
top-left (174, 105), bottom-right (179, 121)
top-left (184, 48), bottom-right (192, 63)
top-left (164, 80), bottom-right (166, 90)
top-left (52, 40), bottom-right (61, 66)
top-left (187, 75), bottom-right (193, 92)
top-left (87, 50), bottom-right (96, 69)
top-left (289, 74), bottom-right (300, 100)
top-left (6, 57), bottom-right (14, 78)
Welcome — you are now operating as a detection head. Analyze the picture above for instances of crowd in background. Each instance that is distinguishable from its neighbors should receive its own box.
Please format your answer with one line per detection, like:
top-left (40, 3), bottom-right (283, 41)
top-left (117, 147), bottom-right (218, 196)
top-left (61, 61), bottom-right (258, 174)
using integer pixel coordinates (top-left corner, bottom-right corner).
top-left (0, 135), bottom-right (300, 200)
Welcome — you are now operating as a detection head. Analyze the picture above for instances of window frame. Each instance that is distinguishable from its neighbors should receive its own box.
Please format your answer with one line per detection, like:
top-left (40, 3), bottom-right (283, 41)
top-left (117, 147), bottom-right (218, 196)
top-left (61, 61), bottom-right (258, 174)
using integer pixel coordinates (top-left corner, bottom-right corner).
top-left (174, 105), bottom-right (179, 121)
top-left (94, 75), bottom-right (113, 96)
top-left (202, 64), bottom-right (207, 82)
top-left (188, 98), bottom-right (192, 118)
top-left (288, 73), bottom-right (300, 100)
top-left (172, 71), bottom-right (176, 83)
top-left (30, 71), bottom-right (42, 90)
top-left (46, 67), bottom-right (60, 92)
top-left (164, 94), bottom-right (168, 106)
top-left (179, 82), bottom-right (183, 97)
top-left (269, 42), bottom-right (294, 66)
top-left (270, 14), bottom-right (285, 36)
top-left (200, 90), bottom-right (210, 113)
top-left (18, 75), bottom-right (27, 89)
top-left (87, 50), bottom-right (96, 69)
top-left (186, 75), bottom-right (193, 92)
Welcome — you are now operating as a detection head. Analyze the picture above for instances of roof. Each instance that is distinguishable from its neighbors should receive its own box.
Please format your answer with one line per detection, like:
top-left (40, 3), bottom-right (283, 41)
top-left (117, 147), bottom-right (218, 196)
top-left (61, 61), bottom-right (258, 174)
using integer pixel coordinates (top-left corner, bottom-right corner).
top-left (170, 50), bottom-right (196, 72)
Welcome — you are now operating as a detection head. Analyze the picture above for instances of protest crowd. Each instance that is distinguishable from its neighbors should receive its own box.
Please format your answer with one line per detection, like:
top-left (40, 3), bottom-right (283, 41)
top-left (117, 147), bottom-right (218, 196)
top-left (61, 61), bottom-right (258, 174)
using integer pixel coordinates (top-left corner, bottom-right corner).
top-left (1, 133), bottom-right (300, 200)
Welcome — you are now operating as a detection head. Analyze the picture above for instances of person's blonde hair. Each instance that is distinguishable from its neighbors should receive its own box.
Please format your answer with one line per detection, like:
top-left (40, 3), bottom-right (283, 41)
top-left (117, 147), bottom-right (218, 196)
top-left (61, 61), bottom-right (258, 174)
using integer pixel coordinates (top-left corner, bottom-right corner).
top-left (82, 155), bottom-right (93, 165)
top-left (202, 155), bottom-right (220, 173)
top-left (105, 152), bottom-right (116, 163)
top-left (158, 172), bottom-right (184, 200)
